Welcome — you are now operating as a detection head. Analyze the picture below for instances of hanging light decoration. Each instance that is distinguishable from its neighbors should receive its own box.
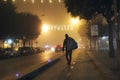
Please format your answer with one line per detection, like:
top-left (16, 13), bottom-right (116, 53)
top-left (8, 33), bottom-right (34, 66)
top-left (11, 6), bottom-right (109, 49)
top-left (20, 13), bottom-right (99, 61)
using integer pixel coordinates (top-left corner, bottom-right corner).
top-left (58, 0), bottom-right (61, 3)
top-left (23, 0), bottom-right (26, 2)
top-left (41, 0), bottom-right (43, 3)
top-left (49, 0), bottom-right (52, 3)
top-left (3, 0), bottom-right (63, 3)
top-left (12, 0), bottom-right (15, 2)
top-left (31, 0), bottom-right (34, 3)
top-left (3, 0), bottom-right (7, 2)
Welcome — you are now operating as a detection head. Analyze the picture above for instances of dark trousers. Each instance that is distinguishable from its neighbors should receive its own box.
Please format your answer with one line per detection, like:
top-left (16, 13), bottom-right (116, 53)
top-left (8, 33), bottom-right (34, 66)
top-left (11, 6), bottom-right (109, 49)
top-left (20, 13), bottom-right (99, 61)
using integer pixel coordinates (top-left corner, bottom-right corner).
top-left (65, 50), bottom-right (72, 64)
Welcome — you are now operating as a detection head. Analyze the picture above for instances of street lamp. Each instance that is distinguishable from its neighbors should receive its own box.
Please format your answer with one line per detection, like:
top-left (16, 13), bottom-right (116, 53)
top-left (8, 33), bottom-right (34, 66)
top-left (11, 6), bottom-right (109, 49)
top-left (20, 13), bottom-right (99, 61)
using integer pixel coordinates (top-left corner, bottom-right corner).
top-left (42, 24), bottom-right (49, 33)
top-left (71, 17), bottom-right (79, 25)
top-left (7, 39), bottom-right (13, 44)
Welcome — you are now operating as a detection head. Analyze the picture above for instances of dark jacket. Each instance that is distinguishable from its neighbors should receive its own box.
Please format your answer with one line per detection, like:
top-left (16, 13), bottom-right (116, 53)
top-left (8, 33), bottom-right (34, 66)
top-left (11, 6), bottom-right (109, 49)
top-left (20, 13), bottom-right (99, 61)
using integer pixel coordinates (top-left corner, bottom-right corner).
top-left (63, 37), bottom-right (72, 51)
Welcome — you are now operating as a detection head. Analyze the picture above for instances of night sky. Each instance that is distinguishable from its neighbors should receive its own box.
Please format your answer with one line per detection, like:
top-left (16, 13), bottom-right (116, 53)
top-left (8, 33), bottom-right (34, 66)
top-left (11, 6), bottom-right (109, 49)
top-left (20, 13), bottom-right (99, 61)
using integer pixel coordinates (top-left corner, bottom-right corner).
top-left (14, 0), bottom-right (80, 47)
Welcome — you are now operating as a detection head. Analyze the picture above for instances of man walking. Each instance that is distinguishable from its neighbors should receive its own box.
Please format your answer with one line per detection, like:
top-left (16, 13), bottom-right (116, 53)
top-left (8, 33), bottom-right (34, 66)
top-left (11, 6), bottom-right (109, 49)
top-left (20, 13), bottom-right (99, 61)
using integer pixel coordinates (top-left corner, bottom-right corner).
top-left (62, 34), bottom-right (77, 65)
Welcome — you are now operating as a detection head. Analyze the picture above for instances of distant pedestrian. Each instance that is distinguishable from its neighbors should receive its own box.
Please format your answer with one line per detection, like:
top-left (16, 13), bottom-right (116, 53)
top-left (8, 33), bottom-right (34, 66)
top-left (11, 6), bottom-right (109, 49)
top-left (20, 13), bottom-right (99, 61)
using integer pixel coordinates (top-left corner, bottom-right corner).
top-left (62, 34), bottom-right (78, 65)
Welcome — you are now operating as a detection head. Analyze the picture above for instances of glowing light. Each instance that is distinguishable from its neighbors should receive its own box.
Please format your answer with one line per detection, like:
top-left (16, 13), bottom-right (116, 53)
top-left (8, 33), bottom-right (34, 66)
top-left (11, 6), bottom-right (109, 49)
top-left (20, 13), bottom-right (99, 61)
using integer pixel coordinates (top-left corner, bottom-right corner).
top-left (3, 0), bottom-right (6, 1)
top-left (71, 17), bottom-right (79, 25)
top-left (54, 26), bottom-right (56, 30)
top-left (4, 43), bottom-right (10, 48)
top-left (45, 45), bottom-right (49, 48)
top-left (16, 73), bottom-right (20, 77)
top-left (48, 59), bottom-right (51, 63)
top-left (57, 27), bottom-right (60, 31)
top-left (58, 0), bottom-right (61, 3)
top-left (51, 47), bottom-right (55, 52)
top-left (64, 26), bottom-right (67, 31)
top-left (41, 0), bottom-right (43, 3)
top-left (49, 0), bottom-right (52, 3)
top-left (41, 25), bottom-right (74, 31)
top-left (23, 0), bottom-right (26, 2)
top-left (31, 0), bottom-right (34, 3)
top-left (8, 0), bottom-right (62, 3)
top-left (42, 24), bottom-right (49, 32)
top-left (8, 39), bottom-right (13, 44)
top-left (14, 48), bottom-right (18, 51)
top-left (102, 36), bottom-right (108, 40)
top-left (12, 0), bottom-right (15, 2)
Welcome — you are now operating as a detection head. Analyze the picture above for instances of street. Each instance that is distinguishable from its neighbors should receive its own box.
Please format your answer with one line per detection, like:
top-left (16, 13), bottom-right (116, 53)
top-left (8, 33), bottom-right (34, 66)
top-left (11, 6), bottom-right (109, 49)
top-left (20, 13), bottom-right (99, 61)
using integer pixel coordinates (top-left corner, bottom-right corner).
top-left (0, 51), bottom-right (63, 80)
top-left (0, 49), bottom-right (120, 80)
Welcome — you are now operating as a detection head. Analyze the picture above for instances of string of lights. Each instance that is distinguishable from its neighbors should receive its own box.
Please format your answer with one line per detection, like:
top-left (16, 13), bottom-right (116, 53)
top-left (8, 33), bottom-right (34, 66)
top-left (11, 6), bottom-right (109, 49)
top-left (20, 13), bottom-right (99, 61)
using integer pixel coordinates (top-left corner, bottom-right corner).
top-left (3, 0), bottom-right (62, 3)
top-left (42, 25), bottom-right (73, 32)
top-left (49, 26), bottom-right (73, 31)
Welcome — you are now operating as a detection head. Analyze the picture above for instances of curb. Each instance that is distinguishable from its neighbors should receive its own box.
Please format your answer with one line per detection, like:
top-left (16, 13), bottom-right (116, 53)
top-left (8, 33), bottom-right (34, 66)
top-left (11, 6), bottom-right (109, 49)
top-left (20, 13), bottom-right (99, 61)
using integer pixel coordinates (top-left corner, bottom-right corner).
top-left (17, 58), bottom-right (61, 80)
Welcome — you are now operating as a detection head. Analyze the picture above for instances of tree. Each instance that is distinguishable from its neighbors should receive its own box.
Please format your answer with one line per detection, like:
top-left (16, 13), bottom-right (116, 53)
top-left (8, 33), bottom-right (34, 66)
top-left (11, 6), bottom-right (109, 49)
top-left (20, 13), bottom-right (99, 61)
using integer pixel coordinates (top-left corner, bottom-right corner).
top-left (89, 15), bottom-right (108, 37)
top-left (88, 15), bottom-right (108, 50)
top-left (64, 0), bottom-right (120, 57)
top-left (0, 1), bottom-right (42, 48)
top-left (0, 0), bottom-right (17, 40)
top-left (15, 13), bottom-right (42, 47)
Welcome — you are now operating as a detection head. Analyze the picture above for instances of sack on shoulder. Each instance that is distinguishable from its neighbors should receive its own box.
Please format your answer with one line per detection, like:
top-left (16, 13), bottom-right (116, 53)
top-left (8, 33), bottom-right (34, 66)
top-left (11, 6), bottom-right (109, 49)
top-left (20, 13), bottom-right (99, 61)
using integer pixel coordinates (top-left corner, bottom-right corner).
top-left (67, 37), bottom-right (78, 50)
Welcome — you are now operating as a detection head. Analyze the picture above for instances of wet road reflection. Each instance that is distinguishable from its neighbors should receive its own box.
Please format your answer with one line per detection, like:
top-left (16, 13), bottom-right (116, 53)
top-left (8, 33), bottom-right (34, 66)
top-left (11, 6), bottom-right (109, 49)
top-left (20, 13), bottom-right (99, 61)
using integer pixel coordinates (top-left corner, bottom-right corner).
top-left (0, 51), bottom-right (64, 80)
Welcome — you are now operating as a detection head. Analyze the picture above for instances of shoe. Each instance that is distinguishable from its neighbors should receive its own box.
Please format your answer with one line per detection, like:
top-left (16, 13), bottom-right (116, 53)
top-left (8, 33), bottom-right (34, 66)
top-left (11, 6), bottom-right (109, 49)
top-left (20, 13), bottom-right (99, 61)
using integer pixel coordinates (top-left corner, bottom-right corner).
top-left (68, 62), bottom-right (71, 65)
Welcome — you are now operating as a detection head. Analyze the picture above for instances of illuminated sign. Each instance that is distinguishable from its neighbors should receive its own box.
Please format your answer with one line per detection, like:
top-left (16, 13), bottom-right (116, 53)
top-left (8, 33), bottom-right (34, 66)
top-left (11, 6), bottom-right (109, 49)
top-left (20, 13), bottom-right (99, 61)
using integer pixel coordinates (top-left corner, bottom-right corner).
top-left (91, 25), bottom-right (99, 36)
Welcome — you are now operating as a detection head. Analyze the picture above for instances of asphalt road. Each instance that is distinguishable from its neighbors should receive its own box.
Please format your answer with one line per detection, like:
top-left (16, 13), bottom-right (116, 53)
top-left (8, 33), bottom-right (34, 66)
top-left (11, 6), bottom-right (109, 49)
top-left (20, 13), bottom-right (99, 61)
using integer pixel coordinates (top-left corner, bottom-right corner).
top-left (0, 51), bottom-right (64, 80)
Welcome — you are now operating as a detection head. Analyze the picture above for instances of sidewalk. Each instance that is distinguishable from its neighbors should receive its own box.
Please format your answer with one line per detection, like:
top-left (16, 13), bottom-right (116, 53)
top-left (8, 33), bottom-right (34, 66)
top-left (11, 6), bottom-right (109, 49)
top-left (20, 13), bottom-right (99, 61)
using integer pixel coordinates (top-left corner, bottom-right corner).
top-left (33, 50), bottom-right (102, 80)
top-left (88, 50), bottom-right (120, 80)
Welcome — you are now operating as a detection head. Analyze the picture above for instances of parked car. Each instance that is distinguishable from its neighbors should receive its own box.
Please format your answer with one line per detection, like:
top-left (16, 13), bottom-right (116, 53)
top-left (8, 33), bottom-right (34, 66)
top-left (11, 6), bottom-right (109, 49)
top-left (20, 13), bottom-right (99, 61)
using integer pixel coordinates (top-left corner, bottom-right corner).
top-left (0, 48), bottom-right (4, 54)
top-left (3, 48), bottom-right (19, 56)
top-left (35, 47), bottom-right (45, 53)
top-left (18, 47), bottom-right (35, 55)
